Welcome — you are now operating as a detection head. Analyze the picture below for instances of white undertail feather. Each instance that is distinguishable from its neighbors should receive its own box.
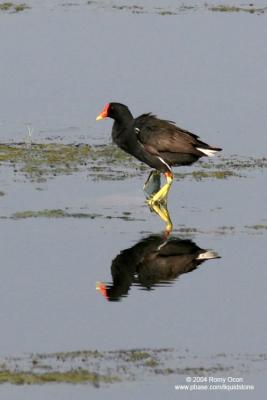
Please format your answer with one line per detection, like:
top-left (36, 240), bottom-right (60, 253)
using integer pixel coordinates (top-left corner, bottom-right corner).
top-left (196, 250), bottom-right (219, 260)
top-left (196, 148), bottom-right (219, 157)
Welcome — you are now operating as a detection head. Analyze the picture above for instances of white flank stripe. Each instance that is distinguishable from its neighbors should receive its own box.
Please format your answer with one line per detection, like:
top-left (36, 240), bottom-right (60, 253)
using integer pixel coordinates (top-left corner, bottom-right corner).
top-left (157, 241), bottom-right (168, 251)
top-left (158, 156), bottom-right (171, 171)
top-left (196, 147), bottom-right (218, 157)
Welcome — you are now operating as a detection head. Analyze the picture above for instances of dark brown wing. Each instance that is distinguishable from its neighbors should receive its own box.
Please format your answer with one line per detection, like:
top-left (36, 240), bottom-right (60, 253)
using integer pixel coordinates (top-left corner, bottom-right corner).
top-left (134, 113), bottom-right (208, 155)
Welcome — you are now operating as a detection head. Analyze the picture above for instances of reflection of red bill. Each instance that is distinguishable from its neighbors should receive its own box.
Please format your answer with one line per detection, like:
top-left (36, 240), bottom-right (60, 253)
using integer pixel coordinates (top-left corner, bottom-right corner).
top-left (96, 282), bottom-right (108, 300)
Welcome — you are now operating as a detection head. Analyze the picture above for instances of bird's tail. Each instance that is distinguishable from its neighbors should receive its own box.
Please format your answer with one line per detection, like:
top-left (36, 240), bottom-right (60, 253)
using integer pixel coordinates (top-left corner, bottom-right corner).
top-left (196, 147), bottom-right (222, 157)
top-left (196, 250), bottom-right (220, 260)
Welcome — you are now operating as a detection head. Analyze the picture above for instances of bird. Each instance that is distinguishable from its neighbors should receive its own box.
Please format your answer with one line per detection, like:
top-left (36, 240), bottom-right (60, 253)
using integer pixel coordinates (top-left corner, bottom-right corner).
top-left (96, 103), bottom-right (222, 205)
top-left (96, 234), bottom-right (220, 301)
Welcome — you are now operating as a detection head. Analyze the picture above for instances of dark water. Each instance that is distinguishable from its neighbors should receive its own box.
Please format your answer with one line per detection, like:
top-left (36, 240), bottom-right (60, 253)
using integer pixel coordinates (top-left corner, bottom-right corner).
top-left (0, 1), bottom-right (267, 398)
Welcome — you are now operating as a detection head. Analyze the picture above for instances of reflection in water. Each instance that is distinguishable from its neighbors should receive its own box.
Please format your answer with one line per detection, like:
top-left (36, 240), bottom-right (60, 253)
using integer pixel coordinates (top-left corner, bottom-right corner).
top-left (150, 202), bottom-right (173, 236)
top-left (97, 173), bottom-right (220, 301)
top-left (96, 234), bottom-right (220, 302)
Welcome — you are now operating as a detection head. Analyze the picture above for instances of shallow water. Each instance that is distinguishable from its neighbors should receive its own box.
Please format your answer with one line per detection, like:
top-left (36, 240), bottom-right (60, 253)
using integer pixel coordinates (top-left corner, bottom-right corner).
top-left (0, 1), bottom-right (267, 398)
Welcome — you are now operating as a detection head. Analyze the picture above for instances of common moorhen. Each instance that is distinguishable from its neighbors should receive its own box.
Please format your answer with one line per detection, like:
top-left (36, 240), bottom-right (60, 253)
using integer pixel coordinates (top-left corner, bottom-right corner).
top-left (96, 103), bottom-right (222, 205)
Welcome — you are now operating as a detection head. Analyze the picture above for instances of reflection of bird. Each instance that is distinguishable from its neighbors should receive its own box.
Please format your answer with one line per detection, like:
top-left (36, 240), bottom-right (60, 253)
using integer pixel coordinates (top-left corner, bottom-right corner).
top-left (96, 103), bottom-right (222, 205)
top-left (96, 235), bottom-right (220, 302)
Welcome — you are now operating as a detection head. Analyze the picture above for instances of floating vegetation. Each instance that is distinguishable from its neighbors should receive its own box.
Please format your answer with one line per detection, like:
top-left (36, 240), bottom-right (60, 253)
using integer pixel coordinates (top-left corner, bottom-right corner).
top-left (208, 4), bottom-right (267, 14)
top-left (0, 2), bottom-right (29, 12)
top-left (111, 4), bottom-right (144, 14)
top-left (0, 370), bottom-right (119, 385)
top-left (0, 348), bottom-right (265, 385)
top-left (85, 1), bottom-right (267, 16)
top-left (3, 208), bottom-right (266, 237)
top-left (88, 144), bottom-right (147, 181)
top-left (87, 146), bottom-right (267, 182)
top-left (0, 143), bottom-right (90, 182)
top-left (0, 208), bottom-right (145, 221)
top-left (245, 224), bottom-right (267, 232)
top-left (172, 223), bottom-right (267, 237)
top-left (191, 170), bottom-right (236, 180)
top-left (1, 1), bottom-right (266, 15)
top-left (158, 10), bottom-right (174, 16)
top-left (101, 3), bottom-right (198, 16)
top-left (120, 350), bottom-right (151, 362)
top-left (0, 142), bottom-right (266, 183)
top-left (10, 209), bottom-right (101, 220)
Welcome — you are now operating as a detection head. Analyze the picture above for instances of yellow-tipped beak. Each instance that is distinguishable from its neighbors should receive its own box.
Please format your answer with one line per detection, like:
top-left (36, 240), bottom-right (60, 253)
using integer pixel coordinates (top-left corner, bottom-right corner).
top-left (96, 104), bottom-right (109, 121)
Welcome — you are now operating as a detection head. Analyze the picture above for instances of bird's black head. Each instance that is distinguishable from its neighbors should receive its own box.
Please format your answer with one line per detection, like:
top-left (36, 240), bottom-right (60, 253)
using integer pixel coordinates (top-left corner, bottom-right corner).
top-left (96, 102), bottom-right (133, 122)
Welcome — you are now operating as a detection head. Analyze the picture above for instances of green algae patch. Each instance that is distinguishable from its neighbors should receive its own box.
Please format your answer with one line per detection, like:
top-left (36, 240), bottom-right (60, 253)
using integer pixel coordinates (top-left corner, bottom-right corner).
top-left (3, 209), bottom-right (144, 222)
top-left (0, 348), bottom-right (266, 386)
top-left (86, 2), bottom-right (267, 16)
top-left (111, 4), bottom-right (144, 14)
top-left (11, 209), bottom-right (101, 220)
top-left (0, 370), bottom-right (119, 385)
top-left (89, 146), bottom-right (267, 182)
top-left (245, 224), bottom-right (267, 232)
top-left (1, 142), bottom-right (266, 183)
top-left (88, 144), bottom-right (147, 181)
top-left (173, 222), bottom-right (267, 237)
top-left (51, 350), bottom-right (104, 361)
top-left (191, 170), bottom-right (236, 180)
top-left (208, 4), bottom-right (267, 14)
top-left (144, 359), bottom-right (159, 368)
top-left (0, 2), bottom-right (29, 12)
top-left (121, 350), bottom-right (151, 362)
top-left (0, 143), bottom-right (90, 182)
top-left (12, 209), bottom-right (67, 219)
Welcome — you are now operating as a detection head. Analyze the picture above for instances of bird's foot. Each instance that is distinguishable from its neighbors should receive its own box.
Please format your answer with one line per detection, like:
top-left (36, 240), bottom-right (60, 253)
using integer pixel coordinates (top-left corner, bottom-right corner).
top-left (146, 197), bottom-right (166, 207)
top-left (146, 182), bottom-right (171, 206)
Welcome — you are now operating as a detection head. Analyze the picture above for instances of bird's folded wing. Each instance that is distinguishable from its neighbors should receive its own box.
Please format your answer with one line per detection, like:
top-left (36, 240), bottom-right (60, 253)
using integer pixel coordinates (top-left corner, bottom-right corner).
top-left (134, 114), bottom-right (204, 155)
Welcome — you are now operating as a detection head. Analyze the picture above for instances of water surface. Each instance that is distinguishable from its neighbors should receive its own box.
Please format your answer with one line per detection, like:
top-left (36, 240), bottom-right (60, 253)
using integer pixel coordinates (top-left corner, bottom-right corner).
top-left (0, 1), bottom-right (266, 398)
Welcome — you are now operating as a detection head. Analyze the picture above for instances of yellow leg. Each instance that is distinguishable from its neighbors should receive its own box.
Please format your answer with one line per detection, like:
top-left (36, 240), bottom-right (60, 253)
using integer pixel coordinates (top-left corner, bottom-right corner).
top-left (147, 172), bottom-right (173, 206)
